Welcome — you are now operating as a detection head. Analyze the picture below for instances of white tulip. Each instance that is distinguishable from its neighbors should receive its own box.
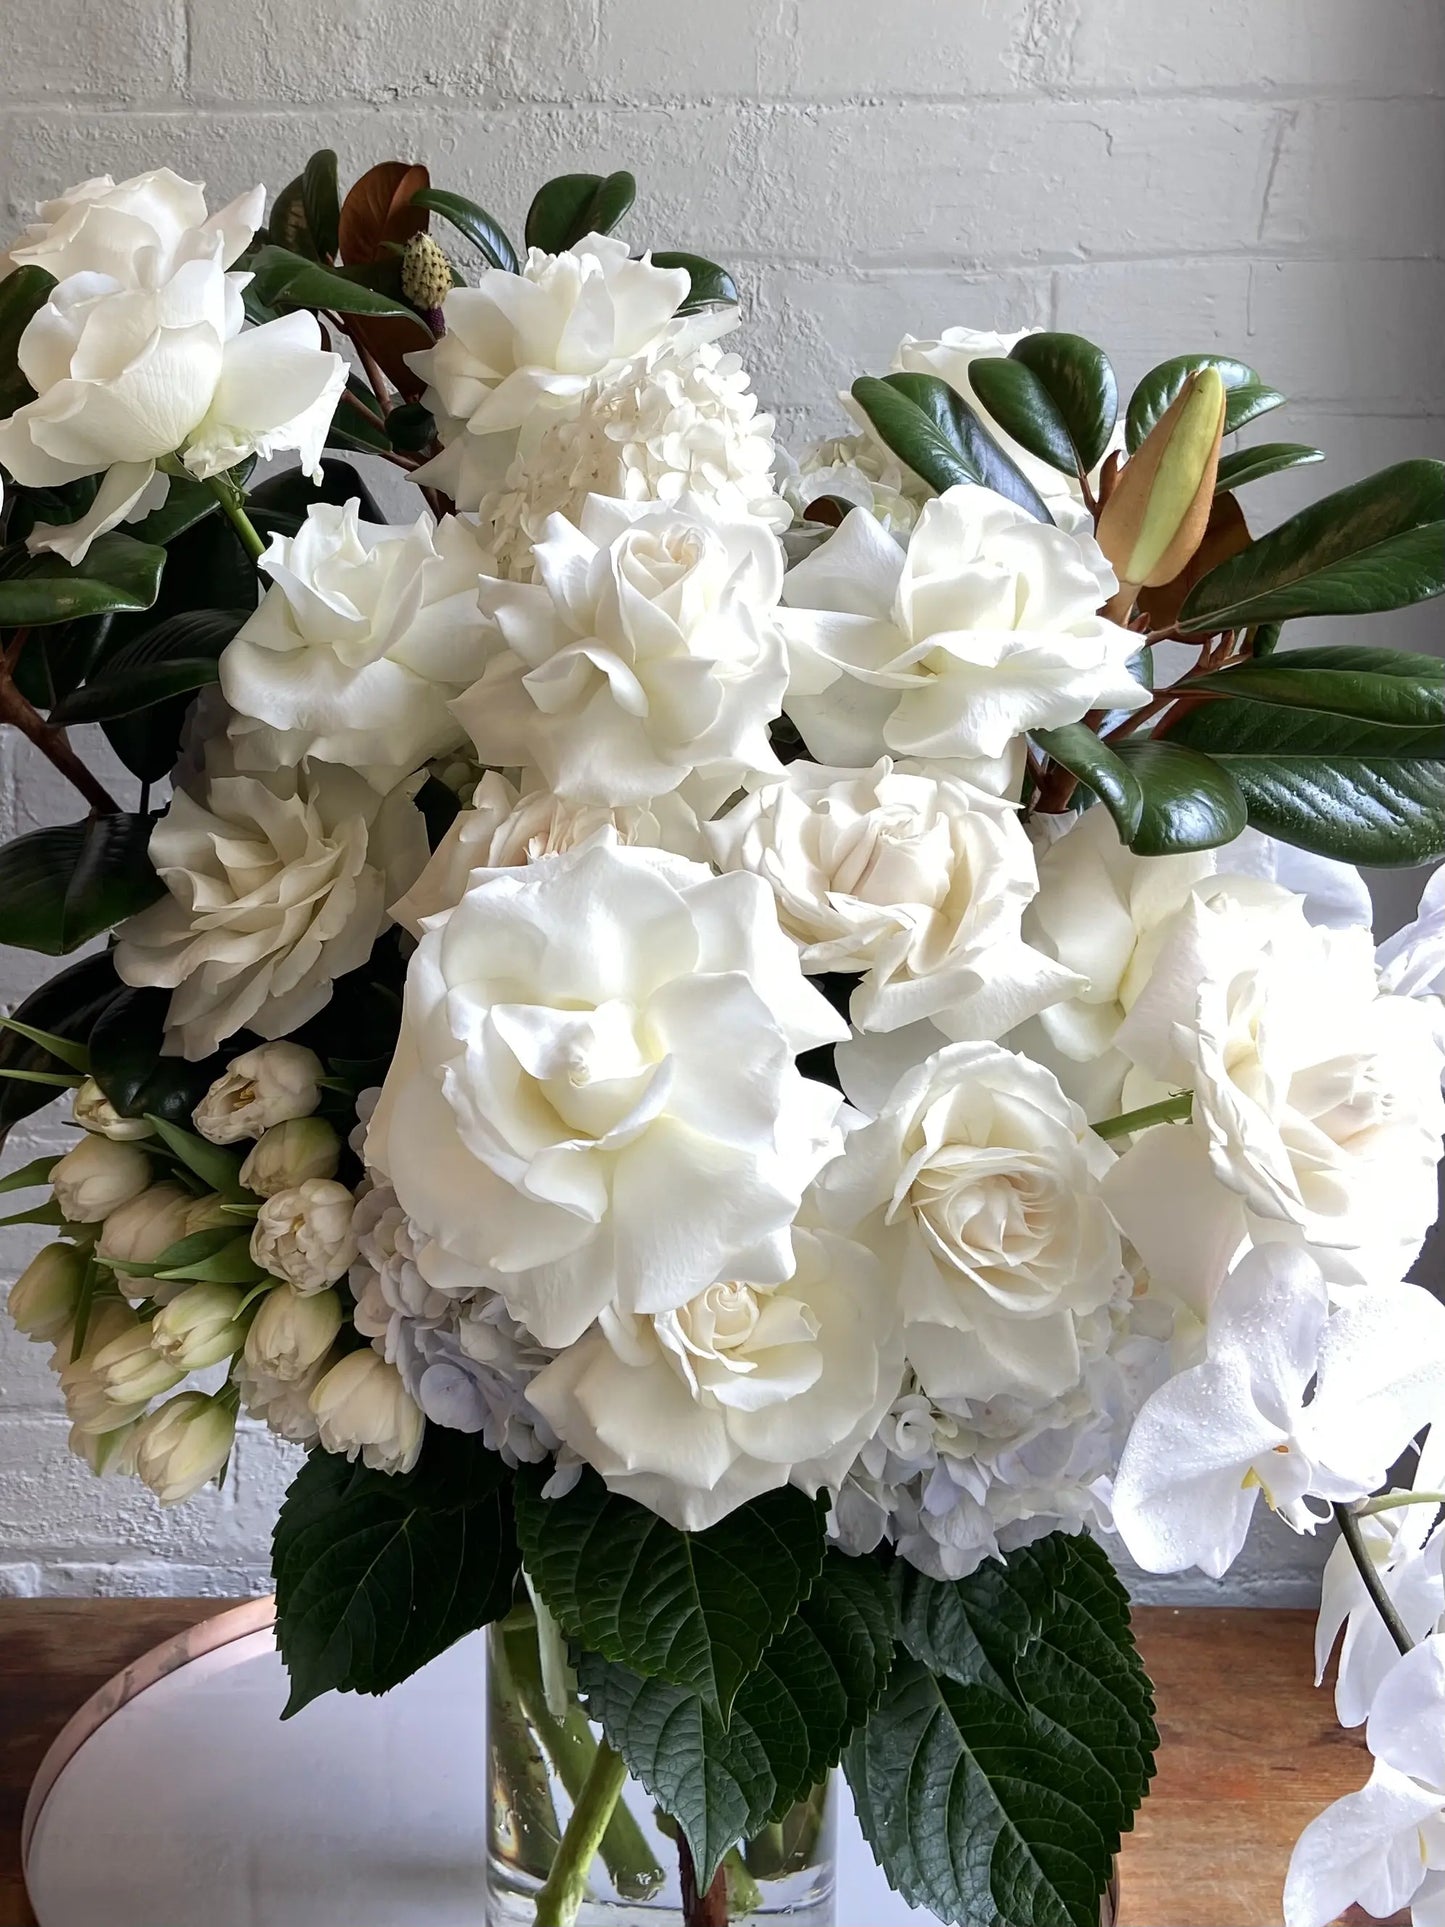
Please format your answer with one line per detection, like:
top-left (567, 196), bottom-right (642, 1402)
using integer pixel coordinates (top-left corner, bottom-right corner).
top-left (68, 1418), bottom-right (141, 1478)
top-left (133, 1391), bottom-right (236, 1504)
top-left (71, 1078), bottom-right (154, 1141)
top-left (151, 1283), bottom-right (248, 1370)
top-left (193, 1042), bottom-right (325, 1144)
top-left (238, 1117), bottom-right (340, 1197)
top-left (89, 1323), bottom-right (187, 1406)
top-left (237, 1356), bottom-right (326, 1446)
top-left (2, 168), bottom-right (263, 287)
top-left (251, 1180), bottom-right (358, 1293)
top-left (58, 1301), bottom-right (153, 1434)
top-left (309, 1350), bottom-right (424, 1475)
top-left (6, 1243), bottom-right (86, 1343)
top-left (245, 1285), bottom-right (342, 1381)
top-left (49, 1135), bottom-right (151, 1224)
top-left (95, 1182), bottom-right (195, 1268)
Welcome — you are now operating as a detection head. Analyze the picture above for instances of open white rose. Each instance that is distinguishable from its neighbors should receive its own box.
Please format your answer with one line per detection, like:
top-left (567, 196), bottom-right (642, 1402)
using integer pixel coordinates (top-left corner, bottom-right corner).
top-left (113, 754), bottom-right (428, 1059)
top-left (528, 1225), bottom-right (902, 1532)
top-left (2, 168), bottom-right (263, 286)
top-left (821, 1040), bottom-right (1125, 1411)
top-left (453, 494), bottom-right (787, 811)
top-left (366, 836), bottom-right (847, 1350)
top-left (778, 487), bottom-right (1148, 767)
top-left (706, 757), bottom-right (1078, 1037)
top-left (222, 502), bottom-right (494, 786)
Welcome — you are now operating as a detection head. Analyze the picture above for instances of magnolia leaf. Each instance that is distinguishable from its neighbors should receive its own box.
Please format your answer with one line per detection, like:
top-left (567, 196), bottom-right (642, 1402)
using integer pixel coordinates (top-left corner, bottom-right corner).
top-left (970, 333), bottom-right (1118, 476)
top-left (49, 609), bottom-right (245, 725)
top-left (1126, 354), bottom-right (1283, 453)
top-left (247, 245), bottom-right (427, 324)
top-left (525, 171), bottom-right (637, 253)
top-left (649, 251), bottom-right (739, 314)
top-left (0, 952), bottom-right (124, 1141)
top-left (408, 188), bottom-right (519, 272)
top-left (0, 266), bottom-right (56, 413)
top-left (0, 533), bottom-right (166, 628)
top-left (267, 173), bottom-right (317, 260)
top-left (852, 373), bottom-right (1054, 521)
top-left (301, 149), bottom-right (341, 261)
top-left (0, 816), bottom-right (162, 956)
top-left (337, 161), bottom-right (429, 266)
top-left (1113, 740), bottom-right (1249, 855)
top-left (1032, 724), bottom-right (1144, 841)
top-left (968, 357), bottom-right (1077, 475)
top-left (1215, 443), bottom-right (1325, 493)
top-left (1188, 644), bottom-right (1444, 727)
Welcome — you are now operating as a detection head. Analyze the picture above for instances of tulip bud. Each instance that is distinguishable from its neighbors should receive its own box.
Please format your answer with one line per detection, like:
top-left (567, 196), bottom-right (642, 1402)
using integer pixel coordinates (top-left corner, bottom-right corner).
top-left (192, 1042), bottom-right (323, 1145)
top-left (89, 1323), bottom-right (187, 1406)
top-left (246, 1285), bottom-right (342, 1381)
top-left (7, 1242), bottom-right (86, 1343)
top-left (69, 1418), bottom-right (140, 1477)
top-left (72, 1078), bottom-right (154, 1142)
top-left (134, 1392), bottom-right (236, 1504)
top-left (185, 1193), bottom-right (237, 1236)
top-left (1096, 368), bottom-right (1228, 594)
top-left (238, 1357), bottom-right (326, 1445)
top-left (50, 1135), bottom-right (152, 1224)
top-left (239, 1117), bottom-right (341, 1199)
top-left (152, 1283), bottom-right (248, 1371)
top-left (58, 1301), bottom-right (149, 1433)
top-left (96, 1182), bottom-right (195, 1268)
top-left (251, 1179), bottom-right (358, 1293)
top-left (310, 1350), bottom-right (424, 1475)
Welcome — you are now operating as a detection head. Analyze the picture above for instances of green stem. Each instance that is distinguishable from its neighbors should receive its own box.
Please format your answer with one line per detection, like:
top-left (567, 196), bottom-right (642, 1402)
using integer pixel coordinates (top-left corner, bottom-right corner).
top-left (1335, 1503), bottom-right (1414, 1659)
top-left (1091, 1091), bottom-right (1194, 1141)
top-left (489, 1629), bottom-right (563, 1884)
top-left (532, 1737), bottom-right (628, 1927)
top-left (1355, 1491), bottom-right (1445, 1519)
top-left (202, 474), bottom-right (267, 564)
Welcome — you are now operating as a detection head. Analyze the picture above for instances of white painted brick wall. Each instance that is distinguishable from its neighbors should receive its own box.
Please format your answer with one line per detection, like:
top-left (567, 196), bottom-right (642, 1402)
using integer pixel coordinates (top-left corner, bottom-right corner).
top-left (1, 0), bottom-right (1441, 1601)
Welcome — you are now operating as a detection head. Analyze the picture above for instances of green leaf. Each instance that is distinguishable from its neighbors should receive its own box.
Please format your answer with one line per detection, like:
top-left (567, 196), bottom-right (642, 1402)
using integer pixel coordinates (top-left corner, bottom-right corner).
top-left (301, 150), bottom-right (341, 261)
top-left (0, 1153), bottom-right (59, 1195)
top-left (583, 1551), bottom-right (894, 1890)
top-left (0, 952), bottom-right (125, 1141)
top-left (1031, 724), bottom-right (1144, 841)
top-left (1126, 354), bottom-right (1284, 454)
top-left (49, 608), bottom-right (245, 725)
top-left (0, 816), bottom-right (162, 956)
top-left (0, 1019), bottom-right (89, 1072)
top-left (267, 173), bottom-right (318, 261)
top-left (0, 533), bottom-right (166, 628)
top-left (1179, 460), bottom-right (1445, 634)
top-left (408, 188), bottom-right (519, 272)
top-left (327, 379), bottom-right (392, 457)
top-left (970, 334), bottom-right (1118, 477)
top-left (157, 1233), bottom-right (265, 1285)
top-left (385, 400), bottom-right (437, 454)
top-left (1113, 739), bottom-right (1249, 855)
top-left (1214, 443), bottom-right (1325, 493)
top-left (847, 1535), bottom-right (1155, 1927)
top-left (127, 473), bottom-right (227, 548)
top-left (514, 1468), bottom-right (826, 1724)
top-left (104, 1225), bottom-right (239, 1280)
top-left (1162, 699), bottom-right (1445, 866)
top-left (1187, 644), bottom-right (1444, 728)
top-left (968, 358), bottom-right (1077, 476)
top-left (0, 265), bottom-right (56, 414)
top-left (144, 1115), bottom-right (248, 1202)
top-left (246, 245), bottom-right (428, 323)
top-left (524, 171), bottom-right (637, 254)
top-left (649, 251), bottom-right (739, 314)
top-left (273, 1430), bottom-right (518, 1716)
top-left (852, 374), bottom-right (1054, 522)
top-left (89, 985), bottom-right (225, 1127)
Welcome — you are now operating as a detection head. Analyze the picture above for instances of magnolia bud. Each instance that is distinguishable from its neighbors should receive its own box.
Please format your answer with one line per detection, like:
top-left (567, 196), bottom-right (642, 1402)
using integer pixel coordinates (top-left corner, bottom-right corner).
top-left (89, 1324), bottom-right (187, 1406)
top-left (152, 1283), bottom-right (248, 1371)
top-left (96, 1182), bottom-right (195, 1268)
top-left (239, 1117), bottom-right (341, 1199)
top-left (134, 1392), bottom-right (236, 1504)
top-left (7, 1242), bottom-right (86, 1343)
top-left (1096, 368), bottom-right (1228, 592)
top-left (246, 1285), bottom-right (342, 1381)
top-left (50, 1135), bottom-right (151, 1224)
top-left (401, 232), bottom-right (453, 313)
top-left (72, 1078), bottom-right (154, 1142)
top-left (251, 1180), bottom-right (357, 1293)
top-left (69, 1418), bottom-right (140, 1477)
top-left (310, 1350), bottom-right (424, 1475)
top-left (192, 1042), bottom-right (323, 1145)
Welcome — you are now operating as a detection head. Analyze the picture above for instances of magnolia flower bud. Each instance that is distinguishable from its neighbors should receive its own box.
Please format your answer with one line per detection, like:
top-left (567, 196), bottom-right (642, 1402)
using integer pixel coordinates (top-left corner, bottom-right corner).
top-left (239, 1117), bottom-right (341, 1198)
top-left (89, 1324), bottom-right (187, 1406)
top-left (310, 1350), bottom-right (424, 1475)
top-left (69, 1418), bottom-right (140, 1477)
top-left (134, 1392), bottom-right (236, 1504)
top-left (72, 1078), bottom-right (154, 1142)
top-left (192, 1042), bottom-right (324, 1145)
top-left (152, 1283), bottom-right (248, 1371)
top-left (401, 233), bottom-right (453, 312)
top-left (7, 1242), bottom-right (86, 1343)
top-left (50, 1135), bottom-right (151, 1224)
top-left (1096, 367), bottom-right (1228, 592)
top-left (245, 1285), bottom-right (342, 1381)
top-left (251, 1179), bottom-right (357, 1293)
top-left (96, 1182), bottom-right (195, 1268)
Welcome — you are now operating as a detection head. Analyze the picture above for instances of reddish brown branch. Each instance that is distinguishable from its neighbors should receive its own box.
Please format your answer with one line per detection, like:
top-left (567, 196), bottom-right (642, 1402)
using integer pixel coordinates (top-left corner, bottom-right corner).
top-left (678, 1838), bottom-right (729, 1927)
top-left (0, 666), bottom-right (120, 814)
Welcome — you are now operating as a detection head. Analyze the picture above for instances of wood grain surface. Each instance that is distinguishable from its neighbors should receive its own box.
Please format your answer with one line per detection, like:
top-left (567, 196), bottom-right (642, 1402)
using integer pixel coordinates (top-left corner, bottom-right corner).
top-left (0, 1600), bottom-right (1396, 1927)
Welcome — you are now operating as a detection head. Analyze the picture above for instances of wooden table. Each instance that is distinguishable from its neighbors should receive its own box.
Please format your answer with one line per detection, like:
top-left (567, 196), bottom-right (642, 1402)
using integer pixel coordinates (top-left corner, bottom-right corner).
top-left (0, 1600), bottom-right (1391, 1927)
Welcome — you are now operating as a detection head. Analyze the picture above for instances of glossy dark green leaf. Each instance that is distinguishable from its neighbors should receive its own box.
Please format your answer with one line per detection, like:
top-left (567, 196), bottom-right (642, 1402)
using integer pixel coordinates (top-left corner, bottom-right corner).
top-left (0, 952), bottom-right (124, 1142)
top-left (968, 357), bottom-right (1078, 475)
top-left (0, 534), bottom-right (166, 628)
top-left (327, 377), bottom-right (392, 456)
top-left (88, 985), bottom-right (225, 1126)
top-left (0, 815), bottom-right (162, 956)
top-left (0, 265), bottom-right (56, 414)
top-left (246, 245), bottom-right (427, 323)
top-left (1112, 739), bottom-right (1248, 855)
top-left (1214, 443), bottom-right (1324, 493)
top-left (851, 374), bottom-right (1054, 522)
top-left (1126, 355), bottom-right (1284, 454)
top-left (50, 609), bottom-right (245, 724)
top-left (385, 400), bottom-right (437, 453)
top-left (1178, 460), bottom-right (1445, 633)
top-left (248, 458), bottom-right (385, 538)
top-left (1188, 644), bottom-right (1444, 727)
top-left (1249, 621), bottom-right (1284, 658)
top-left (408, 188), bottom-right (519, 272)
top-left (1032, 724), bottom-right (1145, 840)
top-left (301, 150), bottom-right (341, 261)
top-left (1010, 333), bottom-right (1119, 471)
top-left (267, 173), bottom-right (318, 261)
top-left (649, 251), bottom-right (739, 313)
top-left (126, 473), bottom-right (230, 549)
top-left (525, 171), bottom-right (637, 253)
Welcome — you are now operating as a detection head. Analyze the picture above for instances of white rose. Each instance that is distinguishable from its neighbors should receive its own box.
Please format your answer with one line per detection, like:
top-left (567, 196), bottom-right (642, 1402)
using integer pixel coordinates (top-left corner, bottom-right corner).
top-left (390, 770), bottom-right (703, 936)
top-left (57, 1301), bottom-right (148, 1434)
top-left (133, 1391), bottom-right (236, 1504)
top-left (821, 1041), bottom-right (1125, 1409)
top-left (251, 1179), bottom-right (358, 1293)
top-left (2, 168), bottom-right (263, 286)
top-left (1378, 863), bottom-right (1445, 1048)
top-left (193, 1042), bottom-right (325, 1144)
top-left (366, 836), bottom-right (847, 1349)
top-left (221, 502), bottom-right (495, 786)
top-left (50, 1135), bottom-right (151, 1223)
top-left (151, 1283), bottom-right (248, 1370)
top-left (309, 1350), bottom-right (424, 1475)
top-left (238, 1117), bottom-right (341, 1197)
top-left (7, 1243), bottom-right (86, 1343)
top-left (71, 1078), bottom-right (154, 1142)
top-left (89, 1323), bottom-right (187, 1406)
top-left (706, 756), bottom-right (1079, 1037)
top-left (96, 1182), bottom-right (196, 1268)
top-left (528, 1226), bottom-right (903, 1532)
top-left (114, 755), bottom-right (428, 1059)
top-left (778, 487), bottom-right (1148, 766)
top-left (453, 494), bottom-right (787, 811)
top-left (245, 1284), bottom-right (343, 1381)
top-left (780, 433), bottom-right (928, 538)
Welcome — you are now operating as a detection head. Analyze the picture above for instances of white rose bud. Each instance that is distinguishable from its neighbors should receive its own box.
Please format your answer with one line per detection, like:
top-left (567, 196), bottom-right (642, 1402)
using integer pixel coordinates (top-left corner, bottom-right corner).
top-left (7, 1242), bottom-right (86, 1343)
top-left (96, 1182), bottom-right (195, 1268)
top-left (245, 1285), bottom-right (342, 1381)
top-left (152, 1283), bottom-right (248, 1370)
top-left (50, 1135), bottom-right (151, 1223)
top-left (192, 1043), bottom-right (324, 1145)
top-left (239, 1117), bottom-right (341, 1198)
top-left (89, 1324), bottom-right (187, 1406)
top-left (310, 1350), bottom-right (424, 1475)
top-left (72, 1078), bottom-right (154, 1142)
top-left (69, 1419), bottom-right (140, 1477)
top-left (250, 1179), bottom-right (357, 1293)
top-left (134, 1392), bottom-right (236, 1504)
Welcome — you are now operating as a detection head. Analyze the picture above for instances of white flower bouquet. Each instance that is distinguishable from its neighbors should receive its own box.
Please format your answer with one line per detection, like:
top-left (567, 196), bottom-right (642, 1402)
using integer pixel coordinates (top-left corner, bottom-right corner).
top-left (1, 152), bottom-right (1443, 1927)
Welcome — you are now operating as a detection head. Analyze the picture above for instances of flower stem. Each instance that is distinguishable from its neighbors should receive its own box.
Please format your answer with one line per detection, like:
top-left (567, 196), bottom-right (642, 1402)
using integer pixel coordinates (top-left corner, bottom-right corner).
top-left (532, 1736), bottom-right (628, 1927)
top-left (1091, 1091), bottom-right (1194, 1141)
top-left (1335, 1503), bottom-right (1414, 1659)
top-left (202, 474), bottom-right (267, 564)
top-left (1355, 1492), bottom-right (1445, 1519)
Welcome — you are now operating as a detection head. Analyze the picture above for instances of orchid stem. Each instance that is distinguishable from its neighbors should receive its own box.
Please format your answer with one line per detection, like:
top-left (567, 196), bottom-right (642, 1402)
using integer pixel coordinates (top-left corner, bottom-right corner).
top-left (1335, 1504), bottom-right (1414, 1659)
top-left (1091, 1091), bottom-right (1194, 1141)
top-left (203, 474), bottom-right (266, 564)
top-left (1354, 1492), bottom-right (1445, 1519)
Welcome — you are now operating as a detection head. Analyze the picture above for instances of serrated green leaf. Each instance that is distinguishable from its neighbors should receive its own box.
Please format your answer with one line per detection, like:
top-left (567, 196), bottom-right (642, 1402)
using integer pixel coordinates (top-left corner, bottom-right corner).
top-left (0, 533), bottom-right (166, 628)
top-left (1127, 355), bottom-right (1283, 454)
top-left (515, 1469), bottom-right (826, 1724)
top-left (1032, 724), bottom-right (1144, 841)
top-left (1214, 443), bottom-right (1324, 493)
top-left (0, 815), bottom-right (162, 956)
top-left (649, 251), bottom-right (739, 314)
top-left (525, 171), bottom-right (636, 254)
top-left (408, 188), bottom-right (519, 272)
top-left (1113, 739), bottom-right (1248, 855)
top-left (302, 150), bottom-right (341, 261)
top-left (852, 373), bottom-right (1054, 521)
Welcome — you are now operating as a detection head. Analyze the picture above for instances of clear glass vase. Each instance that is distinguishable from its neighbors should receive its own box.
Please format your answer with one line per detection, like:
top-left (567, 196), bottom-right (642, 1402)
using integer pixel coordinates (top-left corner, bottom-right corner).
top-left (487, 1614), bottom-right (837, 1927)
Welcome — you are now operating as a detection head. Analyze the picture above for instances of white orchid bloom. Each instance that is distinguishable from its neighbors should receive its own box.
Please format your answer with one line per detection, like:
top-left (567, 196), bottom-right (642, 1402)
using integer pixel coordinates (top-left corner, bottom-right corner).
top-left (1285, 1635), bottom-right (1445, 1927)
top-left (1316, 1511), bottom-right (1445, 1730)
top-left (1112, 1245), bottom-right (1445, 1579)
